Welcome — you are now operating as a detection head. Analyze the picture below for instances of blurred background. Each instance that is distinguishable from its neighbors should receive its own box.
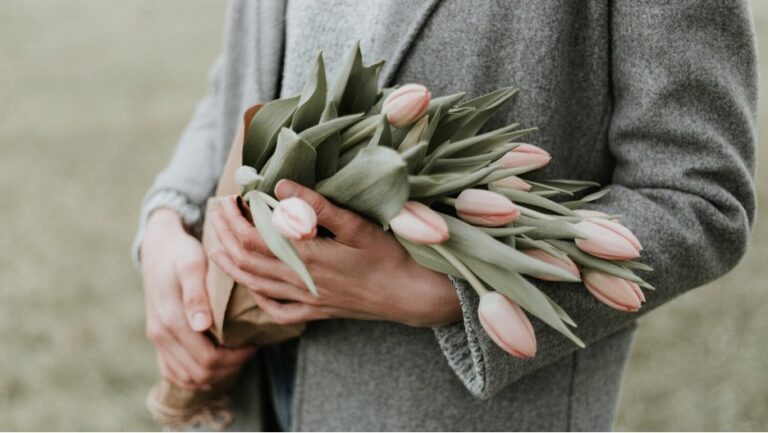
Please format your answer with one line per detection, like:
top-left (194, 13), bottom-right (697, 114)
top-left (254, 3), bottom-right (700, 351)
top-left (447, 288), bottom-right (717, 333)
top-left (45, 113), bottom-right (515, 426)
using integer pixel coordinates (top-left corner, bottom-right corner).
top-left (0, 1), bottom-right (765, 430)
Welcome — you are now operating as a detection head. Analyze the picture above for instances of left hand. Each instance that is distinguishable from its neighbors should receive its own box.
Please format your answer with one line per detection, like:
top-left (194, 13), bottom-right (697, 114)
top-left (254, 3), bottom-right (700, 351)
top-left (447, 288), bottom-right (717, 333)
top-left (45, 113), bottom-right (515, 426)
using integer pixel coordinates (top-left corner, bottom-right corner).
top-left (208, 180), bottom-right (462, 328)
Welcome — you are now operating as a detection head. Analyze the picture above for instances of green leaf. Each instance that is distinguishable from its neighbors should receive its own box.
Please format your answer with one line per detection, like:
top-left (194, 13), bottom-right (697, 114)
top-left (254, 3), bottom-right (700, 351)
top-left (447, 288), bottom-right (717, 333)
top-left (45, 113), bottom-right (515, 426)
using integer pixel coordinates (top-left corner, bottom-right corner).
top-left (291, 51), bottom-right (327, 133)
top-left (258, 128), bottom-right (317, 194)
top-left (547, 240), bottom-right (654, 289)
top-left (430, 143), bottom-right (517, 172)
top-left (562, 187), bottom-right (612, 209)
top-left (450, 248), bottom-right (583, 347)
top-left (514, 236), bottom-right (571, 262)
top-left (397, 116), bottom-right (429, 152)
top-left (409, 164), bottom-right (499, 198)
top-left (400, 141), bottom-right (429, 174)
top-left (339, 114), bottom-right (381, 151)
top-left (367, 115), bottom-right (392, 149)
top-left (423, 124), bottom-right (521, 171)
top-left (451, 86), bottom-right (519, 141)
top-left (427, 92), bottom-right (465, 117)
top-left (244, 191), bottom-right (318, 296)
top-left (396, 237), bottom-right (462, 278)
top-left (515, 215), bottom-right (585, 240)
top-left (493, 187), bottom-right (578, 216)
top-left (329, 41), bottom-right (383, 115)
top-left (243, 96), bottom-right (301, 170)
top-left (477, 226), bottom-right (536, 237)
top-left (528, 179), bottom-right (600, 196)
top-left (317, 146), bottom-right (409, 224)
top-left (441, 214), bottom-right (582, 282)
top-left (314, 104), bottom-right (341, 181)
top-left (429, 106), bottom-right (476, 149)
top-left (298, 113), bottom-right (364, 147)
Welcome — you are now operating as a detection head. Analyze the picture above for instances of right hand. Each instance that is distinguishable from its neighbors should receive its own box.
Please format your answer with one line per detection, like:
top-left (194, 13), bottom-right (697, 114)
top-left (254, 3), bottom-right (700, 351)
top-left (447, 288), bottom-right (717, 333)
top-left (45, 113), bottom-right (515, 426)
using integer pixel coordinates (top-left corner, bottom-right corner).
top-left (140, 208), bottom-right (255, 390)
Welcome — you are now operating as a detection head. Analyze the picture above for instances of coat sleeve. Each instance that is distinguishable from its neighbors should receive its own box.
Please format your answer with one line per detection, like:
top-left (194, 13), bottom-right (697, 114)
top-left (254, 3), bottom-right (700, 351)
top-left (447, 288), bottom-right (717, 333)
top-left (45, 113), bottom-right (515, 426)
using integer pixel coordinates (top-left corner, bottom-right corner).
top-left (131, 55), bottom-right (226, 267)
top-left (434, 0), bottom-right (758, 399)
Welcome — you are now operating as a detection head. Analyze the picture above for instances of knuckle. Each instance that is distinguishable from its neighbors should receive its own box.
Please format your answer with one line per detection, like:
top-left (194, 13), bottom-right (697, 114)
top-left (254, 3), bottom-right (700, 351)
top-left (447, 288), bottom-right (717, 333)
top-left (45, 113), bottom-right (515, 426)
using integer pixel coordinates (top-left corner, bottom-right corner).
top-left (145, 323), bottom-right (164, 342)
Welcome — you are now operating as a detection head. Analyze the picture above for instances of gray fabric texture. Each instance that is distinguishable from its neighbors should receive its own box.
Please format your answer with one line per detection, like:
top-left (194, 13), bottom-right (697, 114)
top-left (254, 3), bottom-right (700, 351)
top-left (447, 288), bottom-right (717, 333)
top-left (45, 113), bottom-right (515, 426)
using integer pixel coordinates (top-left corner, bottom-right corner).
top-left (134, 0), bottom-right (758, 430)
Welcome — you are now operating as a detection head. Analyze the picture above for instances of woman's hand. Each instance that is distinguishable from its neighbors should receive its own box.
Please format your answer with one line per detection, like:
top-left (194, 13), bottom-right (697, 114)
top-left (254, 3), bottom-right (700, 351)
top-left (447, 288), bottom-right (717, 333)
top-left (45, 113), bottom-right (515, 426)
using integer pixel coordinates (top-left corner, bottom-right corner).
top-left (208, 180), bottom-right (462, 328)
top-left (140, 209), bottom-right (255, 390)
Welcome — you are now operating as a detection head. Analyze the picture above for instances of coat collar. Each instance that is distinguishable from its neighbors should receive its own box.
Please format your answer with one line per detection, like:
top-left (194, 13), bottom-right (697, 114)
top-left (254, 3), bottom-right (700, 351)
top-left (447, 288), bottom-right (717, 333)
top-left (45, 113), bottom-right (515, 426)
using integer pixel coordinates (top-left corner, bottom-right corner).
top-left (257, 0), bottom-right (444, 99)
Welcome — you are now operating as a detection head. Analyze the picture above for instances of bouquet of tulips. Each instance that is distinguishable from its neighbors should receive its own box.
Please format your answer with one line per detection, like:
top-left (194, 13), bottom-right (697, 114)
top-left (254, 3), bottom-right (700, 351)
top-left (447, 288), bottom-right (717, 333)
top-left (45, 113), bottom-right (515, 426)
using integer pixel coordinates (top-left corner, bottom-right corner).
top-left (147, 42), bottom-right (653, 430)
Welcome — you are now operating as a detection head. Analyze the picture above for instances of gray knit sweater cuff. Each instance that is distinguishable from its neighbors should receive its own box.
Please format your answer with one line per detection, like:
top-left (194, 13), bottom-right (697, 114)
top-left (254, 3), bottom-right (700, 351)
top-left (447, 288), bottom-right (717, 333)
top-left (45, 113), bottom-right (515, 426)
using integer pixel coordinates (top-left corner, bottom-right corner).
top-left (131, 189), bottom-right (204, 269)
top-left (432, 276), bottom-right (488, 398)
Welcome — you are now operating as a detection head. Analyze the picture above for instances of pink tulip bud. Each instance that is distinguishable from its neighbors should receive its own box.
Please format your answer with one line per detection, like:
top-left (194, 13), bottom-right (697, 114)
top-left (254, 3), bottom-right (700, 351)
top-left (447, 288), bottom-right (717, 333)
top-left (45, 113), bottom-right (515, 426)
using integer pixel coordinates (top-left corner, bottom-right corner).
top-left (499, 144), bottom-right (551, 169)
top-left (478, 292), bottom-right (537, 359)
top-left (455, 189), bottom-right (520, 227)
top-left (382, 84), bottom-right (431, 128)
top-left (390, 201), bottom-right (449, 244)
top-left (583, 270), bottom-right (645, 312)
top-left (522, 249), bottom-right (580, 281)
top-left (574, 218), bottom-right (642, 260)
top-left (492, 175), bottom-right (531, 191)
top-left (272, 197), bottom-right (318, 241)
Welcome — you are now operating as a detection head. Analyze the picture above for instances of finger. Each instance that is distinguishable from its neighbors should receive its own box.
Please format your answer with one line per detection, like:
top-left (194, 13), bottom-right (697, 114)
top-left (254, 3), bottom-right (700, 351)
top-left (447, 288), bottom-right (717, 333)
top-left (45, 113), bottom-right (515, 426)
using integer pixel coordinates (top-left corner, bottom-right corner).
top-left (209, 247), bottom-right (304, 294)
top-left (247, 274), bottom-right (316, 304)
top-left (275, 179), bottom-right (373, 246)
top-left (250, 292), bottom-right (329, 325)
top-left (210, 216), bottom-right (298, 282)
top-left (157, 349), bottom-right (197, 390)
top-left (219, 196), bottom-right (272, 254)
top-left (175, 252), bottom-right (212, 332)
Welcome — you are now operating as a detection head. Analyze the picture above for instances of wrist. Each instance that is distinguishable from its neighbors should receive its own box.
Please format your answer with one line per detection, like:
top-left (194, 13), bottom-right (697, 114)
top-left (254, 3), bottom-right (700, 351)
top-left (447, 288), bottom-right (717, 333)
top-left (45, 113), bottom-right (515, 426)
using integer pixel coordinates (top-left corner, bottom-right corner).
top-left (399, 262), bottom-right (462, 327)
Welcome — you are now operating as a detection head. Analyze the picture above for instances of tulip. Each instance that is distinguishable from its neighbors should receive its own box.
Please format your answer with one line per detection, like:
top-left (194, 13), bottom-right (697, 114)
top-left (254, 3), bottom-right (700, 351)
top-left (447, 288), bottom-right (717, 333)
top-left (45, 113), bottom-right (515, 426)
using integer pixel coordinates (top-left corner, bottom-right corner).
top-left (390, 201), bottom-right (449, 244)
top-left (382, 84), bottom-right (431, 128)
top-left (234, 165), bottom-right (261, 188)
top-left (574, 217), bottom-right (642, 260)
top-left (522, 249), bottom-right (580, 281)
top-left (583, 270), bottom-right (645, 312)
top-left (499, 144), bottom-right (551, 169)
top-left (271, 197), bottom-right (318, 241)
top-left (478, 292), bottom-right (537, 359)
top-left (455, 189), bottom-right (520, 227)
top-left (492, 175), bottom-right (531, 191)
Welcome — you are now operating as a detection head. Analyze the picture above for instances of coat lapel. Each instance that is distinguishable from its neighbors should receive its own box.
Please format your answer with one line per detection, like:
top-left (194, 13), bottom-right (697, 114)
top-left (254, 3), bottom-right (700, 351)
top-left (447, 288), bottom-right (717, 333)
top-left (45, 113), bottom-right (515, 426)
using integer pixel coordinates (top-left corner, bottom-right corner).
top-left (255, 0), bottom-right (287, 100)
top-left (379, 0), bottom-right (444, 87)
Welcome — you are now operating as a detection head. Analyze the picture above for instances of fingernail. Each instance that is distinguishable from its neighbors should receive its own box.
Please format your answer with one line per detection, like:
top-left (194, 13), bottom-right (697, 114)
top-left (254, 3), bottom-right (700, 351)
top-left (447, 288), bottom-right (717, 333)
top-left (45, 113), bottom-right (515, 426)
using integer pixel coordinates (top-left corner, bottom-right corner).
top-left (191, 312), bottom-right (210, 331)
top-left (275, 179), bottom-right (298, 199)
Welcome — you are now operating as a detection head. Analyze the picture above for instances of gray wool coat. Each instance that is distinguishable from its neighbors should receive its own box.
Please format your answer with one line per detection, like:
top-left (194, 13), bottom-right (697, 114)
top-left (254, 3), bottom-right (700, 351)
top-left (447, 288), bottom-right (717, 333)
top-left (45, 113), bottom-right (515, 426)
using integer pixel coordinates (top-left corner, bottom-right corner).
top-left (133, 0), bottom-right (758, 430)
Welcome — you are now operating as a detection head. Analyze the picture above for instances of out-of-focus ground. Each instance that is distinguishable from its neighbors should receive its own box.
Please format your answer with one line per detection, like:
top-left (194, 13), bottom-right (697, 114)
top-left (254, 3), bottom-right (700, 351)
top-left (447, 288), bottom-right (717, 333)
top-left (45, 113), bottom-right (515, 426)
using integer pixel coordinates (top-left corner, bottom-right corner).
top-left (0, 1), bottom-right (765, 430)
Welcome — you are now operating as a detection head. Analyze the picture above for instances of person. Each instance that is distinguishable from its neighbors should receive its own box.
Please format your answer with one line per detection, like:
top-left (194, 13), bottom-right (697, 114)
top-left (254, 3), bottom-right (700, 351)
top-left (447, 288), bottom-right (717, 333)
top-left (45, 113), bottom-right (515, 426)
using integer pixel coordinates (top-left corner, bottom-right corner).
top-left (134, 0), bottom-right (758, 430)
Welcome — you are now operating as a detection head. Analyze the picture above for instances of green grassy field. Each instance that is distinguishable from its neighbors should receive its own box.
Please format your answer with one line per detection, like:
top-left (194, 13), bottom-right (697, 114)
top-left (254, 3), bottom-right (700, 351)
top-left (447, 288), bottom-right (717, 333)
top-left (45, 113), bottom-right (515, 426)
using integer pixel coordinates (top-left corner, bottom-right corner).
top-left (0, 1), bottom-right (765, 430)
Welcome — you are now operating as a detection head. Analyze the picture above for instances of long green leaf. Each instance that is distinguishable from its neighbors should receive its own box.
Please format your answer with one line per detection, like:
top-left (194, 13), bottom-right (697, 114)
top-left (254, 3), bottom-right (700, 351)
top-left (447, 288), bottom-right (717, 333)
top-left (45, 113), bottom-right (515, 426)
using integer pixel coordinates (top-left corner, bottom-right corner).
top-left (245, 191), bottom-right (318, 296)
top-left (291, 51), bottom-right (327, 132)
top-left (548, 240), bottom-right (654, 289)
top-left (451, 249), bottom-right (583, 347)
top-left (441, 214), bottom-right (581, 282)
top-left (258, 128), bottom-right (317, 194)
top-left (314, 104), bottom-right (341, 181)
top-left (396, 237), bottom-right (462, 278)
top-left (317, 146), bottom-right (409, 224)
top-left (451, 87), bottom-right (519, 141)
top-left (243, 96), bottom-right (300, 170)
top-left (299, 113), bottom-right (364, 147)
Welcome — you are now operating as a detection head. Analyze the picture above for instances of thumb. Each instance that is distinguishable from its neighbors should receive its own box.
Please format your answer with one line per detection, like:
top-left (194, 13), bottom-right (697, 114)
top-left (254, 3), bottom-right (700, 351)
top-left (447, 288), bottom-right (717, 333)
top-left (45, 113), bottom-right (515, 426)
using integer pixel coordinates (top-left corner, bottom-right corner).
top-left (176, 249), bottom-right (213, 332)
top-left (275, 179), bottom-right (370, 245)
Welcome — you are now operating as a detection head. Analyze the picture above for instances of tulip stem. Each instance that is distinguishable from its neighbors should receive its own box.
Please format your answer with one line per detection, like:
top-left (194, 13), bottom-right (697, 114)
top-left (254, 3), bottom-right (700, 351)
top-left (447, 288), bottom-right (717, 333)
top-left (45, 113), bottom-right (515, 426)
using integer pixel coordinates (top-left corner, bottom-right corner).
top-left (430, 244), bottom-right (489, 296)
top-left (518, 205), bottom-right (555, 220)
top-left (440, 197), bottom-right (457, 207)
top-left (250, 191), bottom-right (280, 209)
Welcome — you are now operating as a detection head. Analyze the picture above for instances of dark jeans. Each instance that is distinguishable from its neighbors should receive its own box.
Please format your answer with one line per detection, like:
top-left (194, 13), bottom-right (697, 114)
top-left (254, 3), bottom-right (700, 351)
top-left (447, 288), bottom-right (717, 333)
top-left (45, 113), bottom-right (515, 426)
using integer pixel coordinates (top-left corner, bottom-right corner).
top-left (262, 338), bottom-right (299, 432)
